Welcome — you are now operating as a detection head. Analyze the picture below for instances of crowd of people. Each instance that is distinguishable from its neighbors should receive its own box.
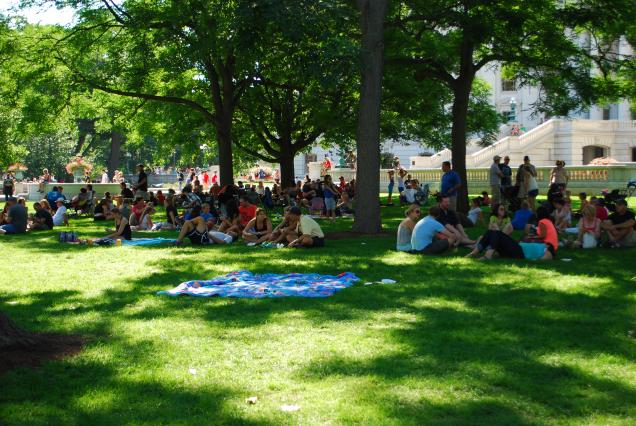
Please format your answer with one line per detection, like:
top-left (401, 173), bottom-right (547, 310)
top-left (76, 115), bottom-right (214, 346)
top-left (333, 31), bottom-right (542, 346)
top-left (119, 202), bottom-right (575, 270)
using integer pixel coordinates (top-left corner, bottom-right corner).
top-left (396, 156), bottom-right (635, 260)
top-left (1, 164), bottom-right (365, 249)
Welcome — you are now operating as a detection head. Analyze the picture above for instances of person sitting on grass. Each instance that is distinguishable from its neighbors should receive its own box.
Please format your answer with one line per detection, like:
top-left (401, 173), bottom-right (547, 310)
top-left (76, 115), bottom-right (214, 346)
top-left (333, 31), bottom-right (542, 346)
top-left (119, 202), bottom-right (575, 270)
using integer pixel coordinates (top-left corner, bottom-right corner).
top-left (552, 198), bottom-right (571, 231)
top-left (46, 186), bottom-right (62, 210)
top-left (267, 207), bottom-right (296, 244)
top-left (129, 197), bottom-right (146, 227)
top-left (98, 207), bottom-right (132, 241)
top-left (242, 208), bottom-right (273, 245)
top-left (93, 199), bottom-right (111, 221)
top-left (71, 187), bottom-right (90, 210)
top-left (29, 202), bottom-right (54, 231)
top-left (465, 229), bottom-right (554, 261)
top-left (238, 196), bottom-right (257, 230)
top-left (52, 198), bottom-right (69, 227)
top-left (481, 191), bottom-right (491, 206)
top-left (218, 198), bottom-right (241, 236)
top-left (590, 197), bottom-right (608, 221)
top-left (337, 191), bottom-right (354, 215)
top-left (173, 215), bottom-right (233, 246)
top-left (396, 204), bottom-right (421, 252)
top-left (39, 199), bottom-right (53, 215)
top-left (489, 203), bottom-right (513, 235)
top-left (573, 204), bottom-right (601, 248)
top-left (602, 199), bottom-right (636, 248)
top-left (466, 198), bottom-right (484, 227)
top-left (511, 200), bottom-right (534, 232)
top-left (411, 206), bottom-right (457, 255)
top-left (0, 197), bottom-right (27, 235)
top-left (400, 181), bottom-right (418, 205)
top-left (286, 206), bottom-right (325, 248)
top-left (437, 196), bottom-right (475, 246)
top-left (131, 203), bottom-right (155, 231)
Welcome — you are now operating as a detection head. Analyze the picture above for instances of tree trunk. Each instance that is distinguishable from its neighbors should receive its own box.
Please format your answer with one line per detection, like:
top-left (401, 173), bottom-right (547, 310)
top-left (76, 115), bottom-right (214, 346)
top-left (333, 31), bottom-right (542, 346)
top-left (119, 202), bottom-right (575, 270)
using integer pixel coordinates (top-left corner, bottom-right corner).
top-left (0, 311), bottom-right (37, 349)
top-left (278, 146), bottom-right (296, 189)
top-left (216, 118), bottom-right (234, 187)
top-left (107, 131), bottom-right (124, 179)
top-left (352, 0), bottom-right (387, 233)
top-left (450, 82), bottom-right (472, 213)
top-left (75, 118), bottom-right (96, 155)
top-left (449, 37), bottom-right (476, 214)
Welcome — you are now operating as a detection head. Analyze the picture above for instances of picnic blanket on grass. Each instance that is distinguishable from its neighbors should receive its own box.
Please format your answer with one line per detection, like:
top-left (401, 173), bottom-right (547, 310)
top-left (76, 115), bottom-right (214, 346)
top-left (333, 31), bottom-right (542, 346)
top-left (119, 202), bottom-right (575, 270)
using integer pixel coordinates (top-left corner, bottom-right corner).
top-left (157, 270), bottom-right (360, 298)
top-left (122, 237), bottom-right (177, 246)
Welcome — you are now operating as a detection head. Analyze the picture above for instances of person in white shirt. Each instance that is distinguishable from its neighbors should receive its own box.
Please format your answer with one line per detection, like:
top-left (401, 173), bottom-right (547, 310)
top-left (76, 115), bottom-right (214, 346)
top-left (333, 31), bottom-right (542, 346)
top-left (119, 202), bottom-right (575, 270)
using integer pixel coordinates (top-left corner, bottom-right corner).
top-left (52, 198), bottom-right (68, 226)
top-left (401, 182), bottom-right (418, 204)
top-left (286, 206), bottom-right (325, 248)
top-left (101, 169), bottom-right (110, 183)
top-left (467, 198), bottom-right (483, 226)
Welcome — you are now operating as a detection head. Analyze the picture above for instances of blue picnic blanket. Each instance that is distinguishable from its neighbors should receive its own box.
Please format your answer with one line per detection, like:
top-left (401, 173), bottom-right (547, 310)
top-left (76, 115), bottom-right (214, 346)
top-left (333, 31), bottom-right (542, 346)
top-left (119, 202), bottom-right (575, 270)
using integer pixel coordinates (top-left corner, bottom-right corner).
top-left (157, 270), bottom-right (360, 298)
top-left (122, 237), bottom-right (177, 246)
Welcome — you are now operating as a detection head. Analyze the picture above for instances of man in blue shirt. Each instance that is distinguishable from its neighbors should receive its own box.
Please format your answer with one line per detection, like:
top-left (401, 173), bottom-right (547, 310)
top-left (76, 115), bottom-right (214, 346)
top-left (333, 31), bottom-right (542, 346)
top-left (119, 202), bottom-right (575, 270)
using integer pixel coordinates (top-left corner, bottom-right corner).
top-left (46, 186), bottom-right (61, 209)
top-left (440, 161), bottom-right (461, 211)
top-left (411, 206), bottom-right (457, 254)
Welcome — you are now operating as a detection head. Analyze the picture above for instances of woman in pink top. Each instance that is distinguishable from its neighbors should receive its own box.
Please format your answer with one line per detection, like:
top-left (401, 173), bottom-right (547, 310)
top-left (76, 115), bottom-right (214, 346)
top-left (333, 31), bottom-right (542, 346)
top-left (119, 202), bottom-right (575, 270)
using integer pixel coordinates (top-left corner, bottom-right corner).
top-left (575, 204), bottom-right (601, 248)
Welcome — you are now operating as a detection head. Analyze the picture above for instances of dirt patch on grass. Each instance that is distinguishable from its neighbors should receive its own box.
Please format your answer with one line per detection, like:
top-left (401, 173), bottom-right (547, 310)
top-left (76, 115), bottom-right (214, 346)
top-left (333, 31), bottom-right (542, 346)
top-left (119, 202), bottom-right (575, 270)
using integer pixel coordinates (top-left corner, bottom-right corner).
top-left (326, 230), bottom-right (393, 240)
top-left (0, 334), bottom-right (85, 376)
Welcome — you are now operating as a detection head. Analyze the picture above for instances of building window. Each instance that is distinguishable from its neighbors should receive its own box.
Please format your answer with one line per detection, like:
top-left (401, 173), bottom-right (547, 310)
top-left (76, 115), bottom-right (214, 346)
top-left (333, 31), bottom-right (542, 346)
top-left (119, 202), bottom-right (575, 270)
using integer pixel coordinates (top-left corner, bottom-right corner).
top-left (501, 79), bottom-right (516, 91)
top-left (632, 147), bottom-right (636, 162)
top-left (602, 107), bottom-right (611, 120)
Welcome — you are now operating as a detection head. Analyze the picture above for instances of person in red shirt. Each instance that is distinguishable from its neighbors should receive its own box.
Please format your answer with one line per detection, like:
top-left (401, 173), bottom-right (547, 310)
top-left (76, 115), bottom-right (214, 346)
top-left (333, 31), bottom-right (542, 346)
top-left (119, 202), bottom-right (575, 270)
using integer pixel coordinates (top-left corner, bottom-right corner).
top-left (591, 197), bottom-right (608, 221)
top-left (238, 196), bottom-right (257, 228)
top-left (211, 171), bottom-right (218, 185)
top-left (130, 197), bottom-right (146, 226)
top-left (202, 171), bottom-right (210, 189)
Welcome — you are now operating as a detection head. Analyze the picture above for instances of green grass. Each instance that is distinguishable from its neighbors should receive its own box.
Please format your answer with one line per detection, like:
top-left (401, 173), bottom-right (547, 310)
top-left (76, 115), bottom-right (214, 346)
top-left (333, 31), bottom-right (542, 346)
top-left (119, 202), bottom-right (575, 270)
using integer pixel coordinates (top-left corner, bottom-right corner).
top-left (1, 198), bottom-right (636, 425)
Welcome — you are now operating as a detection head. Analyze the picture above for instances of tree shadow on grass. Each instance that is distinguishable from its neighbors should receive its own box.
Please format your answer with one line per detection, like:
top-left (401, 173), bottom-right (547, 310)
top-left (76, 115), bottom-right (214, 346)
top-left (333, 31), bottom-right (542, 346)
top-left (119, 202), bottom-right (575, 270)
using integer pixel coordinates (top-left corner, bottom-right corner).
top-left (3, 242), bottom-right (636, 424)
top-left (0, 337), bottom-right (274, 425)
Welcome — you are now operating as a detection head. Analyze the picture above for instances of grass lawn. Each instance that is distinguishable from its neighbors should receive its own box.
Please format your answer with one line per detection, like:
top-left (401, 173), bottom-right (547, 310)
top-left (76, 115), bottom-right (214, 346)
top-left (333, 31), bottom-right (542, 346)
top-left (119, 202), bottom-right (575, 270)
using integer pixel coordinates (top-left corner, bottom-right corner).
top-left (1, 197), bottom-right (636, 425)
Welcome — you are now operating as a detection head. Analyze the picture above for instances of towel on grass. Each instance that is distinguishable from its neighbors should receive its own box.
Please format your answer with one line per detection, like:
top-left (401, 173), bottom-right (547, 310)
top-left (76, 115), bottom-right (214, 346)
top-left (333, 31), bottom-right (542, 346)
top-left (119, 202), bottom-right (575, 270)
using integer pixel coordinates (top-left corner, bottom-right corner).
top-left (122, 237), bottom-right (177, 246)
top-left (157, 270), bottom-right (359, 298)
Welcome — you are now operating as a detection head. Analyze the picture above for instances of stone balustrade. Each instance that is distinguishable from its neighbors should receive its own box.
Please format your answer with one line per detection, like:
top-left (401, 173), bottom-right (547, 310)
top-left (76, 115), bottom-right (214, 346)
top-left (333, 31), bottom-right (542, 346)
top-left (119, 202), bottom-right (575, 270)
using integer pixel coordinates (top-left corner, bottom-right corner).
top-left (330, 164), bottom-right (636, 195)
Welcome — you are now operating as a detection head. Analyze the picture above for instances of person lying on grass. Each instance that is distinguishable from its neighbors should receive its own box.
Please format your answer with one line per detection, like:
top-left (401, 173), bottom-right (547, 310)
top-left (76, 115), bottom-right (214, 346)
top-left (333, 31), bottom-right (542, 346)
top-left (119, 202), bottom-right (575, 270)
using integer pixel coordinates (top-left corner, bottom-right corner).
top-left (467, 206), bottom-right (558, 260)
top-left (98, 208), bottom-right (132, 241)
top-left (488, 203), bottom-right (513, 235)
top-left (286, 206), bottom-right (325, 248)
top-left (411, 206), bottom-right (457, 255)
top-left (396, 204), bottom-right (421, 252)
top-left (173, 215), bottom-right (233, 246)
top-left (243, 208), bottom-right (273, 245)
top-left (465, 230), bottom-right (555, 261)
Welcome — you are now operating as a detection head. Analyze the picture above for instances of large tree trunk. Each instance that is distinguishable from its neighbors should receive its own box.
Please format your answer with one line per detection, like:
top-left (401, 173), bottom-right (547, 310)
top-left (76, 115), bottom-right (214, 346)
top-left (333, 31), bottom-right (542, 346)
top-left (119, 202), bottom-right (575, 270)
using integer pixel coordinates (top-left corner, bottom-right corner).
top-left (449, 38), bottom-right (476, 214)
top-left (352, 0), bottom-right (387, 233)
top-left (75, 118), bottom-right (96, 155)
top-left (107, 131), bottom-right (124, 179)
top-left (0, 311), bottom-right (36, 349)
top-left (216, 119), bottom-right (234, 186)
top-left (450, 82), bottom-right (472, 213)
top-left (278, 146), bottom-right (296, 189)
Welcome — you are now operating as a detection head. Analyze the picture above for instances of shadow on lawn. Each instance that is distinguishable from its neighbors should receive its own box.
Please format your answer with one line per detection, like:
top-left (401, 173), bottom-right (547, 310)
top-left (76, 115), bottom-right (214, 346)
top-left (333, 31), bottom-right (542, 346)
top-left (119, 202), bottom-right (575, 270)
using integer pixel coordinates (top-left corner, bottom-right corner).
top-left (2, 241), bottom-right (636, 423)
top-left (0, 337), bottom-right (272, 425)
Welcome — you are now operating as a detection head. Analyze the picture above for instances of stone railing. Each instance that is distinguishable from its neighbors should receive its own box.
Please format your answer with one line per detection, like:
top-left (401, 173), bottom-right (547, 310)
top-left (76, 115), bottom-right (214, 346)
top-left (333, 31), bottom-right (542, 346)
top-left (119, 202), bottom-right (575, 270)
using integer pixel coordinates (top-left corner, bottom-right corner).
top-left (331, 163), bottom-right (636, 195)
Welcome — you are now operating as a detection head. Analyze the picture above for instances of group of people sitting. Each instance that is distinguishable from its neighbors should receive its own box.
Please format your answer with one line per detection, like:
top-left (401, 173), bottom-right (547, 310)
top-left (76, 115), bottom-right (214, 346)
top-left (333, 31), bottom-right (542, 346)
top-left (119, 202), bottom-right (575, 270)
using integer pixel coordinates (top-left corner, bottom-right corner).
top-left (0, 195), bottom-right (70, 235)
top-left (397, 189), bottom-right (635, 260)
